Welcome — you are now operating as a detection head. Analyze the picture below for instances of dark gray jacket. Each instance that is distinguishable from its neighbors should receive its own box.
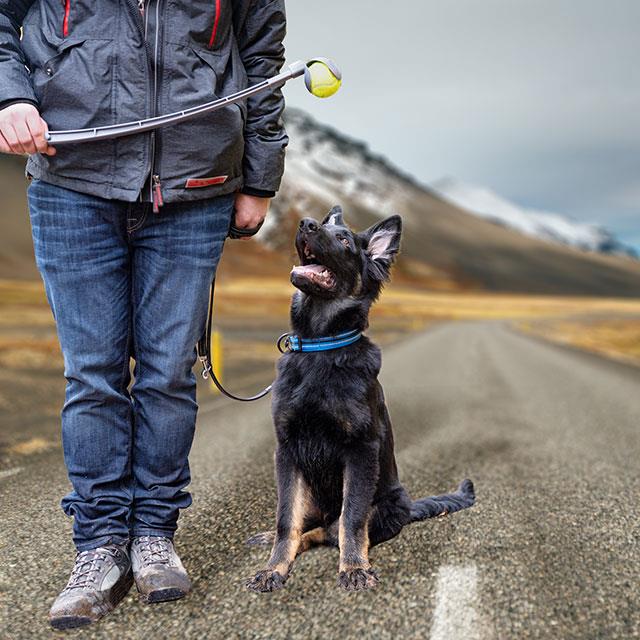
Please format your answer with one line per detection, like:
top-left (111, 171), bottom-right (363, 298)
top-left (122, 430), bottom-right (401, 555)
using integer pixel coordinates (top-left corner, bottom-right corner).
top-left (0, 0), bottom-right (287, 206)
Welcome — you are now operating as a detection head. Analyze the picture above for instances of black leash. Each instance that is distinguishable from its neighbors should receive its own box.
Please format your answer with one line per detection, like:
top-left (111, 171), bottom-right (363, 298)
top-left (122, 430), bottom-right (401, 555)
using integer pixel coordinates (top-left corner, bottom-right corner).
top-left (196, 213), bottom-right (364, 400)
top-left (196, 215), bottom-right (274, 402)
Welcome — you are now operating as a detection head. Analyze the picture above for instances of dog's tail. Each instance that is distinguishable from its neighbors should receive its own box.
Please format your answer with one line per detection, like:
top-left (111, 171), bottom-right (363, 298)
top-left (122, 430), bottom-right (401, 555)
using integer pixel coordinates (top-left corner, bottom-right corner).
top-left (409, 478), bottom-right (475, 522)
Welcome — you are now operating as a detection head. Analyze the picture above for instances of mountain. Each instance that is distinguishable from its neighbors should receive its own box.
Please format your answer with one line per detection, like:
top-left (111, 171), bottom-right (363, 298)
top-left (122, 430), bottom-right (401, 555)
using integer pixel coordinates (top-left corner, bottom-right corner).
top-left (1, 108), bottom-right (640, 296)
top-left (431, 177), bottom-right (637, 258)
top-left (262, 108), bottom-right (640, 296)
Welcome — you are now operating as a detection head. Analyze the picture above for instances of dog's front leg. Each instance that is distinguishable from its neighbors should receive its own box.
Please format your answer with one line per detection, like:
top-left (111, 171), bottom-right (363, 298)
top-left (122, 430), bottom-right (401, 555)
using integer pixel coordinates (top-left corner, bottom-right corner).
top-left (338, 444), bottom-right (380, 591)
top-left (246, 446), bottom-right (308, 592)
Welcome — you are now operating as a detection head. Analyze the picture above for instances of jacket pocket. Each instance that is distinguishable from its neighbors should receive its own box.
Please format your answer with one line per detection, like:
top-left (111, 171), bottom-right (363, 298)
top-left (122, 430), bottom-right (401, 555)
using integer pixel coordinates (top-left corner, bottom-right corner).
top-left (191, 45), bottom-right (247, 124)
top-left (31, 36), bottom-right (117, 180)
top-left (31, 36), bottom-right (88, 110)
top-left (166, 0), bottom-right (231, 50)
top-left (158, 43), bottom-right (245, 187)
top-left (34, 38), bottom-right (113, 128)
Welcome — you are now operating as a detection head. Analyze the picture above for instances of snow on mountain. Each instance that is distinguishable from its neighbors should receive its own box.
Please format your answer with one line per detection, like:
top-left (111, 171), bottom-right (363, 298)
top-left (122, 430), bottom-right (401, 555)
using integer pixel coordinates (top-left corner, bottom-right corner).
top-left (431, 178), bottom-right (636, 258)
top-left (270, 108), bottom-right (419, 222)
top-left (267, 108), bottom-right (636, 260)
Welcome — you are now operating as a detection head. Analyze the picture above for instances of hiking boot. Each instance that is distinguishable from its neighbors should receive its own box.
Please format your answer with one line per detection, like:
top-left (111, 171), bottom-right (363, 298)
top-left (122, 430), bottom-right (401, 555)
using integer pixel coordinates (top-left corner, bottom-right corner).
top-left (49, 543), bottom-right (133, 630)
top-left (131, 536), bottom-right (191, 603)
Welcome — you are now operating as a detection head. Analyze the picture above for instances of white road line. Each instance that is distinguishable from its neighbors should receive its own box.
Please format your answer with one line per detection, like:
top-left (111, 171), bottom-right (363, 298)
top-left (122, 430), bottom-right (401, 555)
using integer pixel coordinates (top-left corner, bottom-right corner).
top-left (0, 467), bottom-right (23, 481)
top-left (431, 564), bottom-right (481, 640)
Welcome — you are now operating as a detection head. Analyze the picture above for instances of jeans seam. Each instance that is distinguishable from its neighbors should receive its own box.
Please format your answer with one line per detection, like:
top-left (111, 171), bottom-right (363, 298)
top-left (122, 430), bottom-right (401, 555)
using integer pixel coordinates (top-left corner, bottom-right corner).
top-left (119, 267), bottom-right (134, 513)
top-left (129, 256), bottom-right (140, 527)
top-left (119, 290), bottom-right (133, 398)
top-left (126, 203), bottom-right (148, 234)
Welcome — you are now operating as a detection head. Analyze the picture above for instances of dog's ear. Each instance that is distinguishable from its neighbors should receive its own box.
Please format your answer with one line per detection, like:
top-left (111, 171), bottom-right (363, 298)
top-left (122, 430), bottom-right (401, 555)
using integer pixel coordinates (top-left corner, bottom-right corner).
top-left (321, 205), bottom-right (345, 227)
top-left (359, 215), bottom-right (402, 282)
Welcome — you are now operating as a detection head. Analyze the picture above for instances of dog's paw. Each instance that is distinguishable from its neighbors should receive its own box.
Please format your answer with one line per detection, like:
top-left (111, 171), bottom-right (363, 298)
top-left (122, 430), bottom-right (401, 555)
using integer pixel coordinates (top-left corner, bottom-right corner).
top-left (245, 530), bottom-right (276, 547)
top-left (246, 569), bottom-right (287, 593)
top-left (337, 568), bottom-right (379, 592)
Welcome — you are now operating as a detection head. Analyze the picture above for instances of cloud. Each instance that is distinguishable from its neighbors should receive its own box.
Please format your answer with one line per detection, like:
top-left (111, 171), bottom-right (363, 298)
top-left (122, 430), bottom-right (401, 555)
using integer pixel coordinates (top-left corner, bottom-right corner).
top-left (608, 183), bottom-right (640, 211)
top-left (283, 0), bottom-right (640, 244)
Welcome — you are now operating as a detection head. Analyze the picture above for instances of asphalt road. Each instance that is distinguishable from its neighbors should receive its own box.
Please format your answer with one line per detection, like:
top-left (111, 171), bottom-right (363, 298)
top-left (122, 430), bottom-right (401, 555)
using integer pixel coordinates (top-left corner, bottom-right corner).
top-left (1, 322), bottom-right (639, 639)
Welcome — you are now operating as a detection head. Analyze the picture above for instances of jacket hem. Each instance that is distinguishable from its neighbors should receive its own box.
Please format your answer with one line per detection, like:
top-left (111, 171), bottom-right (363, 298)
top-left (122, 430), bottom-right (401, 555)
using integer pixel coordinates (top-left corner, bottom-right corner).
top-left (158, 176), bottom-right (244, 202)
top-left (25, 159), bottom-right (244, 203)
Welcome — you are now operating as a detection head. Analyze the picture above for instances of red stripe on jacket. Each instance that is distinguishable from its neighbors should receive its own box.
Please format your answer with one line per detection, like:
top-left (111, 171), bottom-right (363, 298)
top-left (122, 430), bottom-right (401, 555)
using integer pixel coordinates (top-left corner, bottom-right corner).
top-left (208, 0), bottom-right (221, 48)
top-left (185, 175), bottom-right (228, 188)
top-left (63, 0), bottom-right (71, 36)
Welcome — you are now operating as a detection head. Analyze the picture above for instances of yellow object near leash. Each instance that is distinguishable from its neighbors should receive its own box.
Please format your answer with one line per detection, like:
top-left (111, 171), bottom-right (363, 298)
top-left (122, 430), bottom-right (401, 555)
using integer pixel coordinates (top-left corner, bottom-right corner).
top-left (207, 330), bottom-right (223, 394)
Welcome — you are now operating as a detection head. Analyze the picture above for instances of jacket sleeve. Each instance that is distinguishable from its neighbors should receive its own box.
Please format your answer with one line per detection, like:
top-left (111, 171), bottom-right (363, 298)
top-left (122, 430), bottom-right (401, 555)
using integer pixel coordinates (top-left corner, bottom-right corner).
top-left (232, 0), bottom-right (288, 195)
top-left (0, 0), bottom-right (38, 108)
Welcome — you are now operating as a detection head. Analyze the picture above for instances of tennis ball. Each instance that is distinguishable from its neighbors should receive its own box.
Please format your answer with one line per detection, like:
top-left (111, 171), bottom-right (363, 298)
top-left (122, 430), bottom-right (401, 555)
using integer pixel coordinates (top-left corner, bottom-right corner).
top-left (306, 61), bottom-right (342, 98)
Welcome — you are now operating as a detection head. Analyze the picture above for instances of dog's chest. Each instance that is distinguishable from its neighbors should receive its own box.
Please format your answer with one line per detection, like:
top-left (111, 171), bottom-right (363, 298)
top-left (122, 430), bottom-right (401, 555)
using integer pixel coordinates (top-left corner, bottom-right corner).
top-left (272, 357), bottom-right (372, 439)
top-left (279, 413), bottom-right (346, 513)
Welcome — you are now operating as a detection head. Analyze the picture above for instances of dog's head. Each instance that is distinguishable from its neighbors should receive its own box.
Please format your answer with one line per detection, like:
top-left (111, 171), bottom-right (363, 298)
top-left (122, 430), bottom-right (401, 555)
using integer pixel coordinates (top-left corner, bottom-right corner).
top-left (290, 206), bottom-right (402, 302)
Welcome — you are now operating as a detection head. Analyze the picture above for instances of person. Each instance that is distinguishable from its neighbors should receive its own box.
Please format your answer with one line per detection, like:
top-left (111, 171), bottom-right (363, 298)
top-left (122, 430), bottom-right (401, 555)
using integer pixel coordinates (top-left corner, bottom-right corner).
top-left (0, 0), bottom-right (287, 629)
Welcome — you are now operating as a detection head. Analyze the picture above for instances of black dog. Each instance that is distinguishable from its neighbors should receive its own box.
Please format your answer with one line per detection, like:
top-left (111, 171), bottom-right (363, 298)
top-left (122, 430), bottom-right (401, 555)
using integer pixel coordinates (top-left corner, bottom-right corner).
top-left (246, 207), bottom-right (475, 592)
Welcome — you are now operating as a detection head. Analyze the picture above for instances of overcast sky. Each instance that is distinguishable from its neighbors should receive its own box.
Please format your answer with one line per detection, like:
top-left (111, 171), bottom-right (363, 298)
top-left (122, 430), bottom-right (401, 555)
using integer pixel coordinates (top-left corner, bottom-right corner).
top-left (282, 0), bottom-right (640, 249)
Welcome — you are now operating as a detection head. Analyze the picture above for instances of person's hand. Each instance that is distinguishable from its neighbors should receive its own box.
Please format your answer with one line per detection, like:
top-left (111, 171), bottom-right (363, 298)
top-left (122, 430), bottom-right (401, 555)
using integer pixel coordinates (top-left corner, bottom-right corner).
top-left (0, 103), bottom-right (56, 156)
top-left (233, 192), bottom-right (270, 239)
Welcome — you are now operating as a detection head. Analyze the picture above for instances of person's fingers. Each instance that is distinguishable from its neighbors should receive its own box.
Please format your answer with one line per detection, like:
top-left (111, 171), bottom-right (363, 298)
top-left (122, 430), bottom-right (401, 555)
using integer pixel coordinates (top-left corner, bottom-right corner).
top-left (238, 219), bottom-right (264, 233)
top-left (231, 212), bottom-right (265, 239)
top-left (25, 111), bottom-right (53, 155)
top-left (0, 130), bottom-right (11, 154)
top-left (11, 119), bottom-right (36, 154)
top-left (240, 220), bottom-right (265, 239)
top-left (235, 217), bottom-right (256, 229)
top-left (39, 117), bottom-right (56, 156)
top-left (242, 216), bottom-right (265, 228)
top-left (234, 210), bottom-right (267, 228)
top-left (231, 195), bottom-right (269, 238)
top-left (1, 122), bottom-right (24, 154)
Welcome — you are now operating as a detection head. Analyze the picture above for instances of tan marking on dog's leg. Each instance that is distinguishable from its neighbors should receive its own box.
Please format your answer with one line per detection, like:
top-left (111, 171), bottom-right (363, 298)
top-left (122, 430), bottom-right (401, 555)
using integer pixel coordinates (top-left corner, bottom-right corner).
top-left (266, 474), bottom-right (310, 576)
top-left (339, 515), bottom-right (371, 572)
top-left (296, 527), bottom-right (327, 555)
top-left (338, 470), bottom-right (372, 573)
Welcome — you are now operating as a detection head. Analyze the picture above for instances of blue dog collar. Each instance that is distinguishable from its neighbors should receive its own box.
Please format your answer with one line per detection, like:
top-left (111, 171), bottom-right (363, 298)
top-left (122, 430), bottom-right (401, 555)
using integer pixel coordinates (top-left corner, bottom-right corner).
top-left (277, 329), bottom-right (362, 353)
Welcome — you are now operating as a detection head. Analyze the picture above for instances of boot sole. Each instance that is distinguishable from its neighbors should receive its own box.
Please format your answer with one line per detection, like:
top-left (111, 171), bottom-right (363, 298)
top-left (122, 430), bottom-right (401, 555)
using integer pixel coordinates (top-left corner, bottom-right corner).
top-left (49, 568), bottom-right (134, 629)
top-left (139, 586), bottom-right (189, 604)
top-left (50, 616), bottom-right (93, 630)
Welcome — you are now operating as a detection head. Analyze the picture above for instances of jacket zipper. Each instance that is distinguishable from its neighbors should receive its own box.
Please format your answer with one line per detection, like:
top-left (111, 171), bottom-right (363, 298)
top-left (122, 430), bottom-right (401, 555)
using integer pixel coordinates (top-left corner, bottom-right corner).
top-left (62, 0), bottom-right (71, 36)
top-left (124, 0), bottom-right (156, 204)
top-left (149, 0), bottom-right (166, 213)
top-left (152, 174), bottom-right (164, 211)
top-left (208, 0), bottom-right (221, 49)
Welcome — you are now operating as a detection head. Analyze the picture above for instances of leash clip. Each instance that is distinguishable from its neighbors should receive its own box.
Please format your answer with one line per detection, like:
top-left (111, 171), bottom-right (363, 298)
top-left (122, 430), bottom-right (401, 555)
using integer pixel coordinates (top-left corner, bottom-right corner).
top-left (277, 332), bottom-right (294, 353)
top-left (198, 355), bottom-right (211, 379)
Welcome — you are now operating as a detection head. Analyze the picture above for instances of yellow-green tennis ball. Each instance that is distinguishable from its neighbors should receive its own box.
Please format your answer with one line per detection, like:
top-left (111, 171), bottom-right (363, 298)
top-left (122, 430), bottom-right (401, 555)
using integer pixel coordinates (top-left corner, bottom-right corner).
top-left (307, 62), bottom-right (342, 98)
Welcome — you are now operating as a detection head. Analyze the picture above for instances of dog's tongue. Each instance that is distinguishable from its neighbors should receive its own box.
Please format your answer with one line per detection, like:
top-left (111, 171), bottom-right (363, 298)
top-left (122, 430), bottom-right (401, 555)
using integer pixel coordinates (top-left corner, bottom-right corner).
top-left (291, 264), bottom-right (327, 277)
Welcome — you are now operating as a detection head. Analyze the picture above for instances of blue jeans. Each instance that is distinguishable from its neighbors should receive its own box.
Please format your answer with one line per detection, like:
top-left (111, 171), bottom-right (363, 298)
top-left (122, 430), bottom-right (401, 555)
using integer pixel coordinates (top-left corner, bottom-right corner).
top-left (27, 178), bottom-right (234, 551)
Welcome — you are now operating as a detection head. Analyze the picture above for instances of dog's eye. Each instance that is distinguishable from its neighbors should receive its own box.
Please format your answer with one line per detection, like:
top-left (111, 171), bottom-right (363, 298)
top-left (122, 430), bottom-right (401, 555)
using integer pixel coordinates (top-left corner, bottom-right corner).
top-left (340, 238), bottom-right (350, 248)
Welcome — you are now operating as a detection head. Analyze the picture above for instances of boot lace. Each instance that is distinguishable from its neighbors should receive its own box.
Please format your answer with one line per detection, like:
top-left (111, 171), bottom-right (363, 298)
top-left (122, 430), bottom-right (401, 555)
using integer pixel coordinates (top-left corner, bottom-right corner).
top-left (63, 547), bottom-right (118, 593)
top-left (134, 536), bottom-right (173, 566)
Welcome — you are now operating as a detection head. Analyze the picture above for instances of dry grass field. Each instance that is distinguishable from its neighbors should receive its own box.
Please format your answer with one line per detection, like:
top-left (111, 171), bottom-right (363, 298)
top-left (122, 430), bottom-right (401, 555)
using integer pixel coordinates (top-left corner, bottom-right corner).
top-left (1, 274), bottom-right (639, 464)
top-left (518, 316), bottom-right (640, 367)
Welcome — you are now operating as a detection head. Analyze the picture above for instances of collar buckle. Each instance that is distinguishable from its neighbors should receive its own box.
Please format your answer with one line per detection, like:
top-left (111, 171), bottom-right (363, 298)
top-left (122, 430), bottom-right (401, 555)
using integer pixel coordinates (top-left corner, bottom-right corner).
top-left (277, 332), bottom-right (294, 354)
